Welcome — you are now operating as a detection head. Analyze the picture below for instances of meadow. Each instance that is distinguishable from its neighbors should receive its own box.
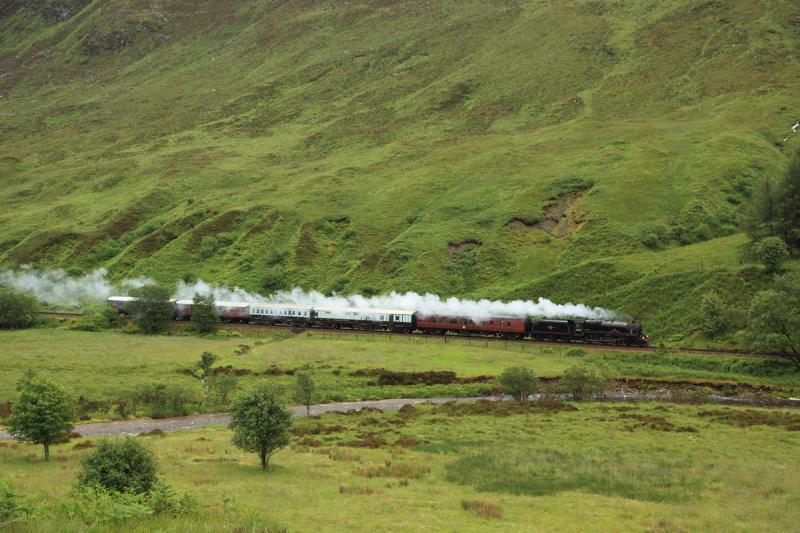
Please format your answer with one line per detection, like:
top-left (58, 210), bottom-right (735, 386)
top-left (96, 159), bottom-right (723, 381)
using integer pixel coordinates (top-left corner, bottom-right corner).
top-left (0, 327), bottom-right (798, 419)
top-left (2, 401), bottom-right (799, 531)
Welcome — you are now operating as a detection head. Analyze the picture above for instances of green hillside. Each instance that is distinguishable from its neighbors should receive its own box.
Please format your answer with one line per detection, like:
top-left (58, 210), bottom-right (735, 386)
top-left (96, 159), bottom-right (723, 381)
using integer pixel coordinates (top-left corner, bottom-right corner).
top-left (1, 0), bottom-right (799, 338)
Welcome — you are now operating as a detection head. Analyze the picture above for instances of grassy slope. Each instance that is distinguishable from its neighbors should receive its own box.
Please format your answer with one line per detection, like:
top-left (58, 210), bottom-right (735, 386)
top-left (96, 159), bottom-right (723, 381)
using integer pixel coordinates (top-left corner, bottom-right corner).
top-left (1, 0), bottom-right (800, 337)
top-left (0, 328), bottom-right (797, 410)
top-left (2, 402), bottom-right (799, 531)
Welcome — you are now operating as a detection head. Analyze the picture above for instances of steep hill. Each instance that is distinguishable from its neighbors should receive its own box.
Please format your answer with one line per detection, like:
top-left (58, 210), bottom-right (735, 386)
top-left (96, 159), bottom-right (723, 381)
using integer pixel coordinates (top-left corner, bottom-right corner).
top-left (1, 0), bottom-right (799, 338)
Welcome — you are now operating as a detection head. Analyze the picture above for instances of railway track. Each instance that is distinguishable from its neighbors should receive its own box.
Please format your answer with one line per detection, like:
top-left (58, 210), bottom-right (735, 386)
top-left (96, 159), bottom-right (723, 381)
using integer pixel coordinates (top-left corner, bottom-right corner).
top-left (35, 311), bottom-right (773, 358)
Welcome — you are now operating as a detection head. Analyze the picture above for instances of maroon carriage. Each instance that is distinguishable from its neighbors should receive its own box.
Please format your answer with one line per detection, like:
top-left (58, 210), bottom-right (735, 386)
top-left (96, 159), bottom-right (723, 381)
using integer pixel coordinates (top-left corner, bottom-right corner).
top-left (416, 315), bottom-right (526, 339)
top-left (216, 301), bottom-right (250, 323)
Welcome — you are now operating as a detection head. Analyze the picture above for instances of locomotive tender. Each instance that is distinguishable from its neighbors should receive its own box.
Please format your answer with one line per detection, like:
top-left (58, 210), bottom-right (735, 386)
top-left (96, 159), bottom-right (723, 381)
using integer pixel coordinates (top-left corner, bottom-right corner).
top-left (107, 296), bottom-right (649, 346)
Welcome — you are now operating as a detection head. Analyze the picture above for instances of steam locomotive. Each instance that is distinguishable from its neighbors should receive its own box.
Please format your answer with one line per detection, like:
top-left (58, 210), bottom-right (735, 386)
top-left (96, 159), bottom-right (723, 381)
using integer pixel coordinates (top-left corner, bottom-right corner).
top-left (108, 296), bottom-right (649, 346)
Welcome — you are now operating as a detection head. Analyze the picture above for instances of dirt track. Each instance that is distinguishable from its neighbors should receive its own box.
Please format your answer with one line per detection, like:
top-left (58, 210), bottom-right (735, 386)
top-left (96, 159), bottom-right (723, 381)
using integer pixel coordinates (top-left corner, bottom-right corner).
top-left (0, 397), bottom-right (476, 440)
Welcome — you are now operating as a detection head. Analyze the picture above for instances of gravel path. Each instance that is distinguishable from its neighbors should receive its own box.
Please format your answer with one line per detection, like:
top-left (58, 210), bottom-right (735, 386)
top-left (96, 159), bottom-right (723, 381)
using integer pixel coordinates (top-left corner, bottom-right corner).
top-left (2, 394), bottom-right (798, 441)
top-left (0, 397), bottom-right (482, 440)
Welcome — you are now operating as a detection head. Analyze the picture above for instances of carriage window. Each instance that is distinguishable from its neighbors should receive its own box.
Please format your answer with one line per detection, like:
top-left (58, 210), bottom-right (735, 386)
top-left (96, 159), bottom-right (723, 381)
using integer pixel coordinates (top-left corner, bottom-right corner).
top-left (450, 319), bottom-right (457, 325)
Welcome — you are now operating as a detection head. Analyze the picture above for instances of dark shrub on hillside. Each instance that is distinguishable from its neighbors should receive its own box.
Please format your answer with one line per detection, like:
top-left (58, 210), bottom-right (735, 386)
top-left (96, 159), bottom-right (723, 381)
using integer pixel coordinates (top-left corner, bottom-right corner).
top-left (77, 437), bottom-right (158, 494)
top-left (0, 288), bottom-right (36, 329)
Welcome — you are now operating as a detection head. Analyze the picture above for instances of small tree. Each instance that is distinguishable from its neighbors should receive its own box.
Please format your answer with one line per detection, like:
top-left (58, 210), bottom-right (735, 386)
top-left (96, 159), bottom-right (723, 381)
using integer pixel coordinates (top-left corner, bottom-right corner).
top-left (742, 283), bottom-right (799, 366)
top-left (196, 351), bottom-right (217, 394)
top-left (191, 293), bottom-right (218, 334)
top-left (699, 291), bottom-right (727, 337)
top-left (756, 237), bottom-right (790, 273)
top-left (229, 385), bottom-right (292, 470)
top-left (128, 285), bottom-right (173, 334)
top-left (208, 375), bottom-right (238, 407)
top-left (498, 367), bottom-right (539, 401)
top-left (0, 289), bottom-right (36, 329)
top-left (294, 373), bottom-right (316, 416)
top-left (77, 437), bottom-right (158, 494)
top-left (196, 352), bottom-right (217, 378)
top-left (560, 365), bottom-right (612, 401)
top-left (774, 148), bottom-right (800, 250)
top-left (8, 374), bottom-right (76, 461)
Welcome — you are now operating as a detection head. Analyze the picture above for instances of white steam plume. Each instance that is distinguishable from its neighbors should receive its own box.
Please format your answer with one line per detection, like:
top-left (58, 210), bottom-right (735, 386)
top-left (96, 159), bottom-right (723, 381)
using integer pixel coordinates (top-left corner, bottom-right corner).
top-left (2, 268), bottom-right (616, 319)
top-left (178, 280), bottom-right (616, 320)
top-left (0, 267), bottom-right (153, 308)
top-left (173, 279), bottom-right (267, 303)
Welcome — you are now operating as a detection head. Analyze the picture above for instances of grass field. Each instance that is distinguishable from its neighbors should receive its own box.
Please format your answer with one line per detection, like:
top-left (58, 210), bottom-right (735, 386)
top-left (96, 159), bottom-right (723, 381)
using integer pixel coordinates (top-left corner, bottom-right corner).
top-left (2, 401), bottom-right (799, 531)
top-left (1, 1), bottom-right (800, 339)
top-left (1, 328), bottom-right (798, 418)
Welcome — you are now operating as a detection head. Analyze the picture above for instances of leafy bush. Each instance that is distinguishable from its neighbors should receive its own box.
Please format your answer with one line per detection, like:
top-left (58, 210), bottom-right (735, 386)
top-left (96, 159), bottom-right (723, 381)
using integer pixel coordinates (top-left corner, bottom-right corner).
top-left (133, 383), bottom-right (198, 418)
top-left (191, 294), bottom-right (218, 334)
top-left (0, 288), bottom-right (37, 329)
top-left (128, 285), bottom-right (173, 334)
top-left (77, 438), bottom-right (158, 494)
top-left (565, 348), bottom-right (586, 357)
top-left (699, 291), bottom-right (727, 337)
top-left (756, 236), bottom-right (790, 272)
top-left (63, 480), bottom-right (195, 525)
top-left (208, 375), bottom-right (238, 407)
top-left (145, 478), bottom-right (197, 516)
top-left (560, 365), bottom-right (613, 400)
top-left (71, 305), bottom-right (123, 332)
top-left (63, 487), bottom-right (153, 524)
top-left (1, 479), bottom-right (37, 525)
top-left (741, 277), bottom-right (800, 366)
top-left (498, 367), bottom-right (538, 401)
top-left (198, 235), bottom-right (220, 258)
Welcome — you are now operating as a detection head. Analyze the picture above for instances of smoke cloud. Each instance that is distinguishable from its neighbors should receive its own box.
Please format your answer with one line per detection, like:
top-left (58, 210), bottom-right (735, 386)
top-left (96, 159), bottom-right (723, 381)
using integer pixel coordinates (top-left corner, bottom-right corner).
top-left (178, 282), bottom-right (616, 320)
top-left (2, 268), bottom-right (616, 319)
top-left (0, 267), bottom-right (152, 308)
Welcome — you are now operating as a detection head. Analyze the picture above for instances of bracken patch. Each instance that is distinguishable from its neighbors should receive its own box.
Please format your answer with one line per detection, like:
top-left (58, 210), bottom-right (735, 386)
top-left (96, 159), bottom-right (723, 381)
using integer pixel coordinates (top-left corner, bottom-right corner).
top-left (339, 485), bottom-right (374, 495)
top-left (618, 413), bottom-right (697, 433)
top-left (291, 424), bottom-right (346, 437)
top-left (697, 409), bottom-right (800, 431)
top-left (354, 462), bottom-right (430, 479)
top-left (461, 499), bottom-right (502, 519)
top-left (434, 400), bottom-right (578, 417)
top-left (342, 433), bottom-right (387, 448)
